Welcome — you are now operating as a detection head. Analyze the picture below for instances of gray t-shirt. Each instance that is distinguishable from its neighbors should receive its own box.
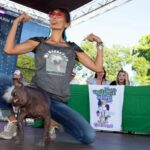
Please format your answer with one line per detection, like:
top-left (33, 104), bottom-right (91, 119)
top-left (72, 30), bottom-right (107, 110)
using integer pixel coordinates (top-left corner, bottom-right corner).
top-left (30, 37), bottom-right (83, 101)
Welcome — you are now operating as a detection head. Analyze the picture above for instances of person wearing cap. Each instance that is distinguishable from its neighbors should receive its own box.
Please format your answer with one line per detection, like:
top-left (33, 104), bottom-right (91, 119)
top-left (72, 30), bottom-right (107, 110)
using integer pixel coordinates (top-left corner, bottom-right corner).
top-left (3, 8), bottom-right (104, 144)
top-left (0, 69), bottom-right (23, 139)
top-left (13, 69), bottom-right (24, 86)
top-left (13, 69), bottom-right (22, 79)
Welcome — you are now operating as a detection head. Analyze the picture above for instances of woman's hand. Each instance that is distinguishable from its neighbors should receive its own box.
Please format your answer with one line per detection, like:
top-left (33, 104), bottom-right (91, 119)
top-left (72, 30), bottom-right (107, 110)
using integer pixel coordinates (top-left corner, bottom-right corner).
top-left (77, 33), bottom-right (103, 73)
top-left (84, 33), bottom-right (102, 44)
top-left (14, 12), bottom-right (31, 24)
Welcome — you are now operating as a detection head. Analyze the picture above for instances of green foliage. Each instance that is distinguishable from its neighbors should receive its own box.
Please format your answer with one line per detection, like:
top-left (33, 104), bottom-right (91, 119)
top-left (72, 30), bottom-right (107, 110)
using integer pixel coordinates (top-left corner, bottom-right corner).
top-left (17, 54), bottom-right (35, 82)
top-left (132, 34), bottom-right (150, 85)
top-left (16, 34), bottom-right (150, 85)
top-left (80, 41), bottom-right (97, 60)
top-left (80, 41), bottom-right (132, 81)
top-left (104, 45), bottom-right (132, 81)
top-left (80, 37), bottom-right (150, 85)
top-left (133, 34), bottom-right (150, 62)
top-left (132, 56), bottom-right (150, 85)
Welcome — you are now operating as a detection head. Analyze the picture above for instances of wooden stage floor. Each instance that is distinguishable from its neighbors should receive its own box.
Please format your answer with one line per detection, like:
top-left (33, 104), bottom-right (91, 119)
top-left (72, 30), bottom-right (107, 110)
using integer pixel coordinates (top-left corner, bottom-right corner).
top-left (0, 122), bottom-right (150, 150)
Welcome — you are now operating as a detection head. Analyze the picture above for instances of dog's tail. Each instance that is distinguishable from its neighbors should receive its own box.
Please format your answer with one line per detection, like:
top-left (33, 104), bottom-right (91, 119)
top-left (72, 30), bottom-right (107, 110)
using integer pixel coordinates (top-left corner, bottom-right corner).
top-left (2, 86), bottom-right (15, 103)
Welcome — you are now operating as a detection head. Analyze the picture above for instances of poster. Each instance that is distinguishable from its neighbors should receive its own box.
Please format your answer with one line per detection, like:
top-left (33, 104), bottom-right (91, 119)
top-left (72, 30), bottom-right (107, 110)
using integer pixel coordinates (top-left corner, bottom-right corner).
top-left (89, 85), bottom-right (124, 131)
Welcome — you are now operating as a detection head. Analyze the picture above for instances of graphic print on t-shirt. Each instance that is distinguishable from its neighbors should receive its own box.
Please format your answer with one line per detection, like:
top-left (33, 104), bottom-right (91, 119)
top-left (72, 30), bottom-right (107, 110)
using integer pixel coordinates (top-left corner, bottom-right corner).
top-left (44, 50), bottom-right (68, 76)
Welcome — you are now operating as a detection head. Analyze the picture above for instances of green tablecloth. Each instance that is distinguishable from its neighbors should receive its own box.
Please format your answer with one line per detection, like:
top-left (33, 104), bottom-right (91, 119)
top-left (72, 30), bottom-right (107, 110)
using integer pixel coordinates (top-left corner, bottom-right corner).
top-left (122, 86), bottom-right (150, 133)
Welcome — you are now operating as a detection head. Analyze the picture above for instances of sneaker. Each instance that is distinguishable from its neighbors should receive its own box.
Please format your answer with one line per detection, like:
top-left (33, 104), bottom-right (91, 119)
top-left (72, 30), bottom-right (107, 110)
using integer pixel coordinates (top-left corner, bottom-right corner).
top-left (0, 120), bottom-right (17, 139)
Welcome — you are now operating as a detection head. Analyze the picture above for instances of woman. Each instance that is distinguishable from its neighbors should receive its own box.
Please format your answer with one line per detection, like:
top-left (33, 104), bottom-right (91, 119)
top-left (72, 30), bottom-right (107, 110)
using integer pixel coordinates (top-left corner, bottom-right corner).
top-left (3, 8), bottom-right (103, 144)
top-left (110, 69), bottom-right (130, 85)
top-left (87, 67), bottom-right (110, 85)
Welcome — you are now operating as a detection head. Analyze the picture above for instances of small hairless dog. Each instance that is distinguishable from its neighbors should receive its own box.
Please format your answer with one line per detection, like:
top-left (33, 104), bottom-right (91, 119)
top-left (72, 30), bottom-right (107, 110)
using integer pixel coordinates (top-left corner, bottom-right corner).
top-left (11, 83), bottom-right (50, 146)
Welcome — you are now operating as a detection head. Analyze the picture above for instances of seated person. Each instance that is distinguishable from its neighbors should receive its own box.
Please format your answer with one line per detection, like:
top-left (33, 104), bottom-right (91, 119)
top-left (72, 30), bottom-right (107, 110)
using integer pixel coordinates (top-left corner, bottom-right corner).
top-left (70, 72), bottom-right (80, 84)
top-left (87, 67), bottom-right (110, 85)
top-left (0, 69), bottom-right (23, 139)
top-left (110, 69), bottom-right (130, 85)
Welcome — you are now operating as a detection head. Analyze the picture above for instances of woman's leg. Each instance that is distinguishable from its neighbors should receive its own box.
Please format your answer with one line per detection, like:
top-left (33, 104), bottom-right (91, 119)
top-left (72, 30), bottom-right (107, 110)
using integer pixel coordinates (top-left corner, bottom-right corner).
top-left (50, 99), bottom-right (96, 144)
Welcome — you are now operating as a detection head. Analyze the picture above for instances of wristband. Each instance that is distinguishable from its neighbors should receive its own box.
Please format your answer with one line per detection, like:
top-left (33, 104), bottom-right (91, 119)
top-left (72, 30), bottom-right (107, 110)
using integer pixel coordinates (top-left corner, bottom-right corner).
top-left (96, 41), bottom-right (104, 50)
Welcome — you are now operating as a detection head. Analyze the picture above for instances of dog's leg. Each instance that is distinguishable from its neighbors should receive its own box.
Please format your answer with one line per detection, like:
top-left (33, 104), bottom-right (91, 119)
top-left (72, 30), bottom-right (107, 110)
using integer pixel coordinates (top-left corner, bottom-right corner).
top-left (15, 111), bottom-right (26, 144)
top-left (37, 116), bottom-right (50, 147)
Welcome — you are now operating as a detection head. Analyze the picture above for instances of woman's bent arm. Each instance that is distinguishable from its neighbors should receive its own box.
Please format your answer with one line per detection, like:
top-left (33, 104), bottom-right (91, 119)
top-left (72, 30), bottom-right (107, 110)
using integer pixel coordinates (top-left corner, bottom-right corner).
top-left (4, 13), bottom-right (38, 55)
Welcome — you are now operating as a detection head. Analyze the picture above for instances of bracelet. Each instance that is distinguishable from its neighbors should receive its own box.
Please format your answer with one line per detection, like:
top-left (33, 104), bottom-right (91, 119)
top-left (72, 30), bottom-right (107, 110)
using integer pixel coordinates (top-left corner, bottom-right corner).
top-left (96, 41), bottom-right (104, 50)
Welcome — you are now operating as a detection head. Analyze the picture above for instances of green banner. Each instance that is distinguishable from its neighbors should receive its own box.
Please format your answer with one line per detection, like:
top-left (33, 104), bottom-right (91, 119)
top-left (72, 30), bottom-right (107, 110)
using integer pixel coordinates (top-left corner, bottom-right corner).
top-left (122, 86), bottom-right (150, 133)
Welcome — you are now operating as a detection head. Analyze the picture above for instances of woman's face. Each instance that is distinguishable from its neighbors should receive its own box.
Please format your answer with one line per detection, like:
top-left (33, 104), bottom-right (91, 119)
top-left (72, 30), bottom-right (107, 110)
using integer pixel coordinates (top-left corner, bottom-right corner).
top-left (118, 72), bottom-right (126, 84)
top-left (13, 74), bottom-right (22, 81)
top-left (49, 10), bottom-right (69, 30)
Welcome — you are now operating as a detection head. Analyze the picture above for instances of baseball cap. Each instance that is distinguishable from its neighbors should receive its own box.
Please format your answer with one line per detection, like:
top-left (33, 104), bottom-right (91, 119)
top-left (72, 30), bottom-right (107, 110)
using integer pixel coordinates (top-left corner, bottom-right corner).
top-left (13, 69), bottom-right (21, 76)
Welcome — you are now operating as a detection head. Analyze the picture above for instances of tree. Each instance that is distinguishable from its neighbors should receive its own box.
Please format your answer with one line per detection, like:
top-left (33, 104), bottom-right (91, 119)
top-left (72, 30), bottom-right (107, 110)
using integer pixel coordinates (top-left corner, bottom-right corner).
top-left (17, 54), bottom-right (35, 82)
top-left (104, 45), bottom-right (132, 81)
top-left (16, 37), bottom-right (149, 85)
top-left (132, 56), bottom-right (150, 85)
top-left (133, 34), bottom-right (150, 63)
top-left (132, 34), bottom-right (150, 85)
top-left (80, 41), bottom-right (132, 82)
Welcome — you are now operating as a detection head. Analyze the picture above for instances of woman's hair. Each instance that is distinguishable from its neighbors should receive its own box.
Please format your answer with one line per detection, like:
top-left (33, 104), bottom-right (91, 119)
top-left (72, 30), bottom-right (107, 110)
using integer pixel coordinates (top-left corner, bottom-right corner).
top-left (116, 69), bottom-right (129, 85)
top-left (94, 67), bottom-right (106, 80)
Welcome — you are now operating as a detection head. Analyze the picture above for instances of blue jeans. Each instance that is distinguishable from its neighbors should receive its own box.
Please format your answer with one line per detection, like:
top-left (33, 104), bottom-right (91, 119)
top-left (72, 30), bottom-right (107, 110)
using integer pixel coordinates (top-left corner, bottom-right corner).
top-left (50, 99), bottom-right (96, 144)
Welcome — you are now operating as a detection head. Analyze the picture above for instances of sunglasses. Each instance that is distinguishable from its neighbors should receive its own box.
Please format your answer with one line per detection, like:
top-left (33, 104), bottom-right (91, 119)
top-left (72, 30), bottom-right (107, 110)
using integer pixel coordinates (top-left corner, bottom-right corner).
top-left (49, 11), bottom-right (65, 18)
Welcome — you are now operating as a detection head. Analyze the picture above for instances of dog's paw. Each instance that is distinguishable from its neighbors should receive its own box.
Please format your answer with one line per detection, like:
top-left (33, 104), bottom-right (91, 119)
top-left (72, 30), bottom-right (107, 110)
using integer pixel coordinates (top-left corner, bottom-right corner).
top-left (36, 141), bottom-right (45, 147)
top-left (14, 136), bottom-right (23, 145)
top-left (15, 139), bottom-right (22, 145)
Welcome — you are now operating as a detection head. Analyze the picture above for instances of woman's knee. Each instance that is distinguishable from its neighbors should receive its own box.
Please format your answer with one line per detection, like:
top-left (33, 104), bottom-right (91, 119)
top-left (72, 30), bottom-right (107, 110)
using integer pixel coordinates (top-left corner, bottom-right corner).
top-left (81, 128), bottom-right (96, 144)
